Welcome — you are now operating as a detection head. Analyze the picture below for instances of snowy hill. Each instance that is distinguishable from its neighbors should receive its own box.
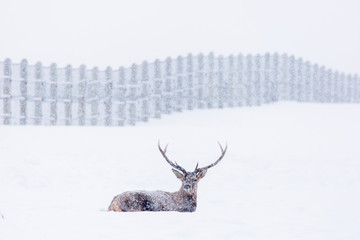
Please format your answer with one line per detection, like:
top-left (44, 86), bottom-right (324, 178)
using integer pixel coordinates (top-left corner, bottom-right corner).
top-left (1, 102), bottom-right (360, 240)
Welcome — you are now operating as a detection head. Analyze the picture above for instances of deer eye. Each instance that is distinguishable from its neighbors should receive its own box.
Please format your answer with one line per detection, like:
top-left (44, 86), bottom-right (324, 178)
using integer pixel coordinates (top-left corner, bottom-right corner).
top-left (184, 184), bottom-right (191, 189)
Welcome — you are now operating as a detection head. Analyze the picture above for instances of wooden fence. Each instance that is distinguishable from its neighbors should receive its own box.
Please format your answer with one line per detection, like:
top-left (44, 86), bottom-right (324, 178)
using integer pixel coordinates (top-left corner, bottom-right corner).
top-left (0, 53), bottom-right (359, 126)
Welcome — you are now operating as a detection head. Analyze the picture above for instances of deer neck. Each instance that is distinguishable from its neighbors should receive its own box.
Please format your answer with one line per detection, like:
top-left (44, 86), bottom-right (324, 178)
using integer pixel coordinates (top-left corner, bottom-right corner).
top-left (171, 187), bottom-right (197, 212)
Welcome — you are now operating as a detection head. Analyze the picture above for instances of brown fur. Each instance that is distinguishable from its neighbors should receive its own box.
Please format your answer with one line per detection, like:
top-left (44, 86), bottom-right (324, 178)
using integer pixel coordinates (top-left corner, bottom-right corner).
top-left (108, 173), bottom-right (201, 212)
top-left (108, 196), bottom-right (123, 212)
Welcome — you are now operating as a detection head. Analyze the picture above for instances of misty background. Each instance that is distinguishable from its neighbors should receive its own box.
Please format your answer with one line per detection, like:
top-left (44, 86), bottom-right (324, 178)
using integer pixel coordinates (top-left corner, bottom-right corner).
top-left (0, 0), bottom-right (359, 74)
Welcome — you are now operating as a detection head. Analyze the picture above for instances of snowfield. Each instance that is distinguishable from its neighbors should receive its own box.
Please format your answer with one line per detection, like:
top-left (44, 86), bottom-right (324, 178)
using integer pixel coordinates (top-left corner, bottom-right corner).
top-left (1, 102), bottom-right (360, 240)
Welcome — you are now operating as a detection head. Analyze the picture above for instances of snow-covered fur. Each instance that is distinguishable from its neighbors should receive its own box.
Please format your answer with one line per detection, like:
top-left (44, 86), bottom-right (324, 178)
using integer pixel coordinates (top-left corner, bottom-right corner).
top-left (108, 171), bottom-right (202, 212)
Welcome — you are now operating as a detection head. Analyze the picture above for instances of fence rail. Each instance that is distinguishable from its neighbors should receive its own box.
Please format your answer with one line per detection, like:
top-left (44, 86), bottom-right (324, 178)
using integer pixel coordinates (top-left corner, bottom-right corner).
top-left (1, 53), bottom-right (359, 126)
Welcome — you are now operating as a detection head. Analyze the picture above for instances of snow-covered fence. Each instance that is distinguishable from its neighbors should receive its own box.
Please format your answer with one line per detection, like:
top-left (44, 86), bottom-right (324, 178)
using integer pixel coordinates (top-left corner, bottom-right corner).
top-left (1, 53), bottom-right (359, 126)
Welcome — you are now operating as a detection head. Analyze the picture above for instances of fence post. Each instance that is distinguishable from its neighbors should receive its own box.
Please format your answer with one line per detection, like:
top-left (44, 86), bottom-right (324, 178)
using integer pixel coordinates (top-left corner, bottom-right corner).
top-left (354, 74), bottom-right (360, 103)
top-left (78, 65), bottom-right (86, 125)
top-left (154, 59), bottom-right (162, 118)
top-left (217, 55), bottom-right (224, 108)
top-left (50, 63), bottom-right (57, 125)
top-left (295, 58), bottom-right (304, 102)
top-left (303, 61), bottom-right (311, 102)
top-left (105, 66), bottom-right (113, 126)
top-left (263, 53), bottom-right (271, 104)
top-left (64, 65), bottom-right (72, 125)
top-left (117, 67), bottom-right (126, 126)
top-left (288, 56), bottom-right (295, 101)
top-left (195, 53), bottom-right (204, 109)
top-left (279, 54), bottom-right (288, 101)
top-left (34, 62), bottom-right (43, 125)
top-left (207, 52), bottom-right (215, 108)
top-left (311, 64), bottom-right (319, 102)
top-left (254, 54), bottom-right (261, 106)
top-left (164, 57), bottom-right (173, 114)
top-left (227, 55), bottom-right (234, 107)
top-left (349, 75), bottom-right (358, 103)
top-left (20, 59), bottom-right (28, 125)
top-left (338, 73), bottom-right (345, 103)
top-left (175, 56), bottom-right (184, 112)
top-left (235, 54), bottom-right (244, 106)
top-left (332, 71), bottom-right (339, 103)
top-left (2, 58), bottom-right (12, 125)
top-left (141, 61), bottom-right (150, 121)
top-left (325, 69), bottom-right (333, 103)
top-left (128, 64), bottom-right (137, 125)
top-left (90, 67), bottom-right (99, 125)
top-left (270, 53), bottom-right (279, 102)
top-left (197, 53), bottom-right (205, 109)
top-left (245, 54), bottom-right (253, 106)
top-left (345, 74), bottom-right (352, 103)
top-left (318, 66), bottom-right (326, 102)
top-left (186, 54), bottom-right (194, 110)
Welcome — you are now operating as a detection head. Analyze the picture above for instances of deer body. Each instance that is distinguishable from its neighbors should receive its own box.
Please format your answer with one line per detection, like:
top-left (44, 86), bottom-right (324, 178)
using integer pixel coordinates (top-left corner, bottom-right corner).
top-left (108, 142), bottom-right (227, 213)
top-left (108, 189), bottom-right (197, 212)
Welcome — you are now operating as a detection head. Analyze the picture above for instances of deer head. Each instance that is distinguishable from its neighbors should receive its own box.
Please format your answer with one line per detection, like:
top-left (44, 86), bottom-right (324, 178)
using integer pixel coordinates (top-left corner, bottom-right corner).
top-left (158, 141), bottom-right (227, 210)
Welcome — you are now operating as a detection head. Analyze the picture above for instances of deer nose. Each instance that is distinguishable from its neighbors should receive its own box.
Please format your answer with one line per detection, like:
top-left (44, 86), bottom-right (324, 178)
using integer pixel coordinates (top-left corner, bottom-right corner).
top-left (184, 184), bottom-right (191, 190)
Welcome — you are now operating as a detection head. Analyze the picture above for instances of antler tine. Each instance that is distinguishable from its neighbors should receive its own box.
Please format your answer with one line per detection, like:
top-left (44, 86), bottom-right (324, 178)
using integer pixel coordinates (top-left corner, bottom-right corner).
top-left (194, 162), bottom-right (199, 172)
top-left (163, 143), bottom-right (168, 153)
top-left (195, 142), bottom-right (227, 172)
top-left (158, 141), bottom-right (187, 174)
top-left (217, 141), bottom-right (224, 152)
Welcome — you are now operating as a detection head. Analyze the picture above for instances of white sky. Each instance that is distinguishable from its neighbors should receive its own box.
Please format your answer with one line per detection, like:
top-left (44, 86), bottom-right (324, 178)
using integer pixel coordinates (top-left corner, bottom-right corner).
top-left (0, 0), bottom-right (359, 74)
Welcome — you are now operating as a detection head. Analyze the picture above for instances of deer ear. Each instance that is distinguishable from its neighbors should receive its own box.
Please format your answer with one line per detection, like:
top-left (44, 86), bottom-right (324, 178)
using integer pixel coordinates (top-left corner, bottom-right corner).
top-left (196, 169), bottom-right (207, 179)
top-left (172, 169), bottom-right (184, 179)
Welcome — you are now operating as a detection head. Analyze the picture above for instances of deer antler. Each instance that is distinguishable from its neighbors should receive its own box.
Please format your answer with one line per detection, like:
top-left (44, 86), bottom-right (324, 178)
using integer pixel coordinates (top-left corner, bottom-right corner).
top-left (194, 142), bottom-right (227, 172)
top-left (158, 141), bottom-right (187, 174)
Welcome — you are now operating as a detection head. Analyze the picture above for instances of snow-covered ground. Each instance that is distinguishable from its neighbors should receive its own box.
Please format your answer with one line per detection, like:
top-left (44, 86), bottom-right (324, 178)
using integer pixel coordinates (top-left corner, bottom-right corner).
top-left (1, 102), bottom-right (360, 240)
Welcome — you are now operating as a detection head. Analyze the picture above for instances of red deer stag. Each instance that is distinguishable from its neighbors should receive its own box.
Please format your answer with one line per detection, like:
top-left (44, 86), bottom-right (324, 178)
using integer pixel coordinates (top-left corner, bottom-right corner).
top-left (108, 142), bottom-right (227, 212)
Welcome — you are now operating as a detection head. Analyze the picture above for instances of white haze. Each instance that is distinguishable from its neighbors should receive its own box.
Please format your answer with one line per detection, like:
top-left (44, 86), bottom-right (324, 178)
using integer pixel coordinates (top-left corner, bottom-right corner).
top-left (0, 0), bottom-right (359, 74)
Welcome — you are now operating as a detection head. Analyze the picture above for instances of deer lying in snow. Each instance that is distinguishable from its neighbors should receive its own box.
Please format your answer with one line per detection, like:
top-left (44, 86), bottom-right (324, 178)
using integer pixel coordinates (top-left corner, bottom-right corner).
top-left (108, 142), bottom-right (227, 212)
